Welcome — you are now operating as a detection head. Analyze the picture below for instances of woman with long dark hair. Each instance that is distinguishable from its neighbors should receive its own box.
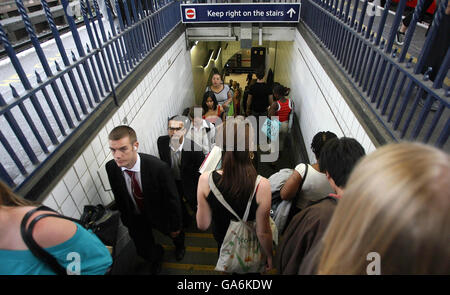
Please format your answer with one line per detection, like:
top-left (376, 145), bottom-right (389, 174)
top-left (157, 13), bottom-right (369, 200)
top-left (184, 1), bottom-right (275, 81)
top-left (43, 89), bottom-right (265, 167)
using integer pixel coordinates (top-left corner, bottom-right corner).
top-left (196, 118), bottom-right (273, 273)
top-left (202, 91), bottom-right (224, 125)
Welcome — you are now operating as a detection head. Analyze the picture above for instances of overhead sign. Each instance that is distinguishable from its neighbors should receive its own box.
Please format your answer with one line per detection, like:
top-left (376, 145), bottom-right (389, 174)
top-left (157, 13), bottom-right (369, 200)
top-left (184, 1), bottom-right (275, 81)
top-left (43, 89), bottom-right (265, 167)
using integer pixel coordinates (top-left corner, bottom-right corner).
top-left (181, 3), bottom-right (301, 23)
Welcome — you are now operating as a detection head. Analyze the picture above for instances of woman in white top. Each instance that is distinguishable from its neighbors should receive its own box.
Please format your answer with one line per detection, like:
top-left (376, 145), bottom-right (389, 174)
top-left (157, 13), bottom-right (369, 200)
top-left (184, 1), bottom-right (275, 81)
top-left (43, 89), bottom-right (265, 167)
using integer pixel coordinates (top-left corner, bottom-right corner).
top-left (280, 131), bottom-right (338, 210)
top-left (205, 68), bottom-right (232, 108)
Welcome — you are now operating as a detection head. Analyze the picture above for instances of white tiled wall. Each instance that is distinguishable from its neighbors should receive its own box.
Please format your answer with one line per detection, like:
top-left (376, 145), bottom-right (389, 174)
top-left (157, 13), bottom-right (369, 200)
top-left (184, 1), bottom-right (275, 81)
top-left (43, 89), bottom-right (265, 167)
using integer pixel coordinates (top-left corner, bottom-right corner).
top-left (275, 31), bottom-right (377, 163)
top-left (43, 35), bottom-right (195, 218)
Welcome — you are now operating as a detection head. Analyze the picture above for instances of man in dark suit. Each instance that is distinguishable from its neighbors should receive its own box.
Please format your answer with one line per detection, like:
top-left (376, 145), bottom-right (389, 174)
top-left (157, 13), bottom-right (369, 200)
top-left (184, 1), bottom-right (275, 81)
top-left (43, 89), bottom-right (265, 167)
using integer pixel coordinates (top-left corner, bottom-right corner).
top-left (157, 115), bottom-right (205, 227)
top-left (106, 125), bottom-right (185, 274)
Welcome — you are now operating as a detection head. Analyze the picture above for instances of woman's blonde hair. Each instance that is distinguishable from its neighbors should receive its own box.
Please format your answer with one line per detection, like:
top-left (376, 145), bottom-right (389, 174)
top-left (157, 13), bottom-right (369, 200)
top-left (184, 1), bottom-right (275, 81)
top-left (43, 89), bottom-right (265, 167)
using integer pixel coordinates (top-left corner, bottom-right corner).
top-left (317, 142), bottom-right (450, 275)
top-left (0, 181), bottom-right (35, 207)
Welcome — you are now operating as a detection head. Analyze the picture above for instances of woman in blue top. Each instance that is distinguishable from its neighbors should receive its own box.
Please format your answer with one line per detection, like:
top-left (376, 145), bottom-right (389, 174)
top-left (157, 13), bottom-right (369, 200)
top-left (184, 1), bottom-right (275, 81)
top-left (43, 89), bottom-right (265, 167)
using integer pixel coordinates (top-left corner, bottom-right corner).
top-left (0, 181), bottom-right (112, 275)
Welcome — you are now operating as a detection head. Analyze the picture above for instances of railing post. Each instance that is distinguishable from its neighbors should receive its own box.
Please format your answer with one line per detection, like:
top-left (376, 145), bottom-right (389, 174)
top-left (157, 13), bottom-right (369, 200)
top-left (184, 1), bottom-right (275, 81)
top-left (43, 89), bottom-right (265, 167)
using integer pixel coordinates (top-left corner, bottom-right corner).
top-left (0, 92), bottom-right (39, 165)
top-left (399, 0), bottom-right (427, 62)
top-left (41, 0), bottom-right (90, 116)
top-left (0, 161), bottom-right (15, 187)
top-left (80, 0), bottom-right (110, 95)
top-left (61, 0), bottom-right (101, 103)
top-left (104, 0), bottom-right (127, 78)
top-left (385, 0), bottom-right (406, 54)
top-left (115, 0), bottom-right (135, 70)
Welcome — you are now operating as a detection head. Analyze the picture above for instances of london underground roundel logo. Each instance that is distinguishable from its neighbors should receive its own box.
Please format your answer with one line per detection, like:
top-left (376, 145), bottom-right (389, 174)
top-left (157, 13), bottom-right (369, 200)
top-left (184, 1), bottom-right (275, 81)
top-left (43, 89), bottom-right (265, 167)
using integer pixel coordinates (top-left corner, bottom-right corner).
top-left (185, 8), bottom-right (196, 20)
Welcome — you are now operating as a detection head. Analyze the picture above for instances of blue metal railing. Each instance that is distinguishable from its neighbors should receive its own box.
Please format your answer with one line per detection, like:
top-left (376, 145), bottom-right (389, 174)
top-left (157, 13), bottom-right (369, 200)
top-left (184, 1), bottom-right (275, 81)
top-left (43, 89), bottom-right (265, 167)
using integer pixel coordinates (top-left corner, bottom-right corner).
top-left (0, 0), bottom-right (181, 189)
top-left (300, 0), bottom-right (449, 149)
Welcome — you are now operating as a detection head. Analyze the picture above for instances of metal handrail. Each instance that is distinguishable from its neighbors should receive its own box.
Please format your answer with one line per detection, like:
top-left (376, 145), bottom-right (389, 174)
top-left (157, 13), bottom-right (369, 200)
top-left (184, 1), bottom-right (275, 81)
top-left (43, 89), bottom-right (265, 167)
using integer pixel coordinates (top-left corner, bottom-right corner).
top-left (0, 0), bottom-right (181, 188)
top-left (300, 0), bottom-right (449, 149)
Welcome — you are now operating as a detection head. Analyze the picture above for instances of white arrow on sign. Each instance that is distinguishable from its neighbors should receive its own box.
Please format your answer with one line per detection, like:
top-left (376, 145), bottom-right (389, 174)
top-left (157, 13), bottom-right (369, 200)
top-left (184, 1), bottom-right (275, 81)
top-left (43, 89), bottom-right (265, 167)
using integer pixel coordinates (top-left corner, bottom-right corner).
top-left (287, 8), bottom-right (296, 18)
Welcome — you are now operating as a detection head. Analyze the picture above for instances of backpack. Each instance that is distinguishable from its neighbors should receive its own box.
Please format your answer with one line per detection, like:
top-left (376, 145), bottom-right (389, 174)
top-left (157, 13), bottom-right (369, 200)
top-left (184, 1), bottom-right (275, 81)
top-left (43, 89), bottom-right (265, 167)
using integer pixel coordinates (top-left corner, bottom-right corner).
top-left (208, 173), bottom-right (277, 273)
top-left (269, 164), bottom-right (309, 233)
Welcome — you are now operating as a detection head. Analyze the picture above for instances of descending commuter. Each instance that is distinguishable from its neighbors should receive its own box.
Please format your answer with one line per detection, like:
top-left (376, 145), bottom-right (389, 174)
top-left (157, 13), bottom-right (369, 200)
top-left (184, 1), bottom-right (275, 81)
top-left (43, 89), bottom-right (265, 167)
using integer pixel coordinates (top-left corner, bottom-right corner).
top-left (317, 143), bottom-right (450, 275)
top-left (276, 137), bottom-right (366, 275)
top-left (157, 115), bottom-right (205, 224)
top-left (233, 82), bottom-right (243, 116)
top-left (228, 79), bottom-right (234, 98)
top-left (246, 68), bottom-right (273, 117)
top-left (227, 86), bottom-right (243, 117)
top-left (202, 91), bottom-right (224, 125)
top-left (246, 73), bottom-right (253, 84)
top-left (205, 68), bottom-right (233, 109)
top-left (106, 126), bottom-right (185, 274)
top-left (268, 83), bottom-right (294, 151)
top-left (279, 131), bottom-right (338, 230)
top-left (196, 117), bottom-right (273, 272)
top-left (242, 77), bottom-right (256, 117)
top-left (0, 181), bottom-right (112, 275)
top-left (186, 106), bottom-right (216, 155)
top-left (246, 68), bottom-right (274, 146)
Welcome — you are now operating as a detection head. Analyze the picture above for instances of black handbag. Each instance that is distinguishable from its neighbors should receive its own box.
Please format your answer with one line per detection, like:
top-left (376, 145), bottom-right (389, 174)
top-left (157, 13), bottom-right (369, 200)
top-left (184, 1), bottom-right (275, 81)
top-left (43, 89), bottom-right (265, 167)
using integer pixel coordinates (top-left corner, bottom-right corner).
top-left (20, 205), bottom-right (120, 275)
top-left (79, 205), bottom-right (120, 247)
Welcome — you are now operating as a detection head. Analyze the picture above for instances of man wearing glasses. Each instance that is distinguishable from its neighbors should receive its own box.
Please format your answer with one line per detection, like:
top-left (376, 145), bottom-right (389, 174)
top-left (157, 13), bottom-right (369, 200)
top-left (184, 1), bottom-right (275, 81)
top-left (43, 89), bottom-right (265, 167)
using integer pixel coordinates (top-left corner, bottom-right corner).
top-left (157, 115), bottom-right (205, 232)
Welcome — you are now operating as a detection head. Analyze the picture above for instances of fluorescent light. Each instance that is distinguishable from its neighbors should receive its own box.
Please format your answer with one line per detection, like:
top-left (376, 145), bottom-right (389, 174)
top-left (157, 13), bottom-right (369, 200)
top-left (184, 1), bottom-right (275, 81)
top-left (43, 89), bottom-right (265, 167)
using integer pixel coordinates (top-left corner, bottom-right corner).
top-left (188, 36), bottom-right (238, 41)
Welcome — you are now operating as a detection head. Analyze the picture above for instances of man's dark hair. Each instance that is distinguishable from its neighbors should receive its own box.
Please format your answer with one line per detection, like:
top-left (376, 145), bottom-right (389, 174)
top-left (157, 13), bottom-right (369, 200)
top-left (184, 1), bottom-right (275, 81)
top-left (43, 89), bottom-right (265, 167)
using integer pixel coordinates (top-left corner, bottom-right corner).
top-left (256, 68), bottom-right (265, 80)
top-left (319, 137), bottom-right (366, 188)
top-left (108, 125), bottom-right (137, 143)
top-left (182, 107), bottom-right (190, 117)
top-left (311, 131), bottom-right (338, 160)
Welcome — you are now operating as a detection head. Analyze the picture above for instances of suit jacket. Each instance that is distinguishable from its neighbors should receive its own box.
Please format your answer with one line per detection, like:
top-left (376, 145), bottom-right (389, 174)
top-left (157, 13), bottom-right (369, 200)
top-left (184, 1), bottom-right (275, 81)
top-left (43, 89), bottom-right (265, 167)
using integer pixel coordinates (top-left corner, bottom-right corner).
top-left (105, 153), bottom-right (182, 234)
top-left (157, 135), bottom-right (205, 205)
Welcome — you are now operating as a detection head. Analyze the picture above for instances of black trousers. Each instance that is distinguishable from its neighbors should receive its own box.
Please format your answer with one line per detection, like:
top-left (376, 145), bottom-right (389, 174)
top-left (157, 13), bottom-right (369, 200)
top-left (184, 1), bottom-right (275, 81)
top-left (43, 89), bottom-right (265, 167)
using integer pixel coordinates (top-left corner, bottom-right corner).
top-left (175, 180), bottom-right (195, 227)
top-left (127, 214), bottom-right (185, 263)
top-left (402, 0), bottom-right (435, 27)
top-left (421, 13), bottom-right (450, 82)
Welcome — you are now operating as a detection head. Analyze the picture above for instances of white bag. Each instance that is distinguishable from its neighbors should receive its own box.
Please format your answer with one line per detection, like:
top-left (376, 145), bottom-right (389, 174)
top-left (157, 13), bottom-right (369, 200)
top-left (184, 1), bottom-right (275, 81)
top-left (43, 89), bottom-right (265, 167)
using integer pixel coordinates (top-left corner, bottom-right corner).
top-left (208, 173), bottom-right (277, 273)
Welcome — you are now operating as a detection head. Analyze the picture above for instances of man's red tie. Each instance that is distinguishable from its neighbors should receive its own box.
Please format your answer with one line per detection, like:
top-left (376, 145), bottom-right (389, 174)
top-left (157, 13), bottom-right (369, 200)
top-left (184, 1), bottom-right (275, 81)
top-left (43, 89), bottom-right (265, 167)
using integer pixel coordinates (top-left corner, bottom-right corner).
top-left (125, 170), bottom-right (144, 212)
